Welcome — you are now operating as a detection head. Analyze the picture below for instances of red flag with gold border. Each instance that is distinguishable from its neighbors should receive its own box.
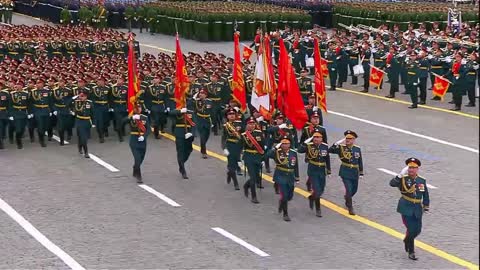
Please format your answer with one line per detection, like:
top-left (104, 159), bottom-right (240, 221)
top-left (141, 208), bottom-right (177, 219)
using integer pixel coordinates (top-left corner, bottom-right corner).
top-left (232, 32), bottom-right (246, 112)
top-left (174, 34), bottom-right (190, 109)
top-left (127, 33), bottom-right (140, 116)
top-left (432, 74), bottom-right (450, 100)
top-left (369, 65), bottom-right (385, 89)
top-left (314, 38), bottom-right (327, 112)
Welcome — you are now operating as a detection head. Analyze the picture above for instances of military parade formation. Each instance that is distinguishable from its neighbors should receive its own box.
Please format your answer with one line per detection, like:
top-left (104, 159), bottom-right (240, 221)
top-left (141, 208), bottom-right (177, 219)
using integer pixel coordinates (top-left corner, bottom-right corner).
top-left (2, 3), bottom-right (477, 261)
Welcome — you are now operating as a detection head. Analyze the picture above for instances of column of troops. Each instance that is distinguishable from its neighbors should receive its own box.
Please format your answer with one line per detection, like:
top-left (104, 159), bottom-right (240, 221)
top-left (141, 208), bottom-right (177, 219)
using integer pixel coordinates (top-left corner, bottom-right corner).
top-left (262, 22), bottom-right (479, 110)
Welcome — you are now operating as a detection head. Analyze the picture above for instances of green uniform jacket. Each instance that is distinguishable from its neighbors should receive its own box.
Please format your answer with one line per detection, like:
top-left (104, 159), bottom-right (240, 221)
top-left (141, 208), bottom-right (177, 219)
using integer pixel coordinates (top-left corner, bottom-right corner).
top-left (390, 175), bottom-right (430, 218)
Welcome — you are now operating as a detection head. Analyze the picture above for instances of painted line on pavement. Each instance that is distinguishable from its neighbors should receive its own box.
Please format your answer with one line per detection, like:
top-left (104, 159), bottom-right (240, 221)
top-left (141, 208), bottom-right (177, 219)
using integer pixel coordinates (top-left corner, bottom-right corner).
top-left (0, 197), bottom-right (86, 270)
top-left (211, 227), bottom-right (270, 257)
top-left (378, 168), bottom-right (438, 189)
top-left (161, 132), bottom-right (478, 270)
top-left (140, 43), bottom-right (175, 53)
top-left (49, 134), bottom-right (70, 145)
top-left (335, 87), bottom-right (479, 120)
top-left (138, 184), bottom-right (181, 207)
top-left (329, 110), bottom-right (479, 154)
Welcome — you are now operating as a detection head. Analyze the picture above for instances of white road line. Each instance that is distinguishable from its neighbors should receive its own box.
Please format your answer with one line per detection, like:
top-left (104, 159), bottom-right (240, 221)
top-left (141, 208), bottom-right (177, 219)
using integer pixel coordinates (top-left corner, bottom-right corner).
top-left (0, 197), bottom-right (85, 270)
top-left (378, 168), bottom-right (438, 189)
top-left (140, 43), bottom-right (175, 53)
top-left (138, 184), bottom-right (181, 207)
top-left (329, 110), bottom-right (479, 154)
top-left (50, 134), bottom-right (70, 145)
top-left (211, 227), bottom-right (270, 257)
top-left (89, 154), bottom-right (120, 172)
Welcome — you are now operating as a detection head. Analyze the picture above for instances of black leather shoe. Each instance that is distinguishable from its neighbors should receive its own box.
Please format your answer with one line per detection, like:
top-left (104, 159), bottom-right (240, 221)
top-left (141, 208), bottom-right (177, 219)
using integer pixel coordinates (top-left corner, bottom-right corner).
top-left (408, 105), bottom-right (417, 109)
top-left (182, 173), bottom-right (189, 179)
top-left (450, 107), bottom-right (461, 111)
top-left (465, 103), bottom-right (475, 107)
top-left (283, 215), bottom-right (291, 222)
top-left (234, 185), bottom-right (240, 191)
top-left (308, 196), bottom-right (314, 210)
top-left (385, 95), bottom-right (395, 98)
top-left (251, 198), bottom-right (259, 204)
top-left (408, 253), bottom-right (418, 260)
top-left (418, 101), bottom-right (426, 105)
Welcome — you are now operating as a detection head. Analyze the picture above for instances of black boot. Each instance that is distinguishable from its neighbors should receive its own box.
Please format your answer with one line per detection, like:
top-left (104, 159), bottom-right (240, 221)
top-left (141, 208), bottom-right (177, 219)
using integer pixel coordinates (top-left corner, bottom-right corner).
top-left (78, 143), bottom-right (83, 155)
top-left (154, 126), bottom-right (160, 139)
top-left (345, 196), bottom-right (355, 215)
top-left (308, 195), bottom-right (314, 210)
top-left (16, 137), bottom-right (23, 149)
top-left (283, 201), bottom-right (291, 222)
top-left (104, 129), bottom-right (109, 138)
top-left (278, 200), bottom-right (283, 214)
top-left (243, 183), bottom-right (249, 198)
top-left (83, 145), bottom-right (90, 158)
top-left (136, 167), bottom-right (143, 183)
top-left (29, 128), bottom-right (35, 143)
top-left (59, 131), bottom-right (65, 146)
top-left (0, 139), bottom-right (4, 149)
top-left (98, 131), bottom-right (105, 143)
top-left (408, 239), bottom-right (417, 260)
top-left (274, 182), bottom-right (279, 194)
top-left (118, 131), bottom-right (124, 142)
top-left (39, 133), bottom-right (46, 147)
top-left (132, 167), bottom-right (137, 177)
top-left (315, 198), bottom-right (322, 217)
top-left (256, 178), bottom-right (263, 189)
top-left (403, 237), bottom-right (409, 253)
top-left (265, 161), bottom-right (271, 173)
top-left (306, 178), bottom-right (312, 192)
top-left (47, 129), bottom-right (53, 141)
top-left (67, 130), bottom-right (72, 141)
top-left (226, 171), bottom-right (232, 184)
top-left (231, 173), bottom-right (239, 190)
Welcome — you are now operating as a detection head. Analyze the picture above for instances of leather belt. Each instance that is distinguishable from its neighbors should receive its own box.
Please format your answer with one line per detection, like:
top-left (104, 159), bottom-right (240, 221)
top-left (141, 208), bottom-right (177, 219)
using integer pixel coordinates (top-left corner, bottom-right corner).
top-left (341, 162), bottom-right (359, 169)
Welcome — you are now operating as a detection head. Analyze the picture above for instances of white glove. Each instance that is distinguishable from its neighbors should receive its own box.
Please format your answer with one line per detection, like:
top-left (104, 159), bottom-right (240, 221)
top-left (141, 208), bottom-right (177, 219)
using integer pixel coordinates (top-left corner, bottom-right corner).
top-left (275, 142), bottom-right (282, 149)
top-left (278, 123), bottom-right (287, 129)
top-left (335, 138), bottom-right (345, 145)
top-left (70, 111), bottom-right (75, 116)
top-left (256, 116), bottom-right (264, 122)
top-left (180, 108), bottom-right (187, 113)
top-left (108, 108), bottom-right (114, 112)
top-left (237, 161), bottom-right (243, 168)
top-left (398, 166), bottom-right (409, 178)
top-left (185, 132), bottom-right (193, 139)
top-left (473, 64), bottom-right (479, 70)
top-left (132, 114), bottom-right (140, 120)
top-left (145, 109), bottom-right (151, 114)
top-left (49, 113), bottom-right (52, 117)
top-left (331, 68), bottom-right (336, 71)
top-left (167, 107), bottom-right (171, 112)
top-left (313, 106), bottom-right (318, 112)
top-left (223, 148), bottom-right (230, 156)
top-left (455, 76), bottom-right (459, 80)
top-left (304, 136), bottom-right (313, 144)
top-left (193, 92), bottom-right (199, 100)
top-left (413, 82), bottom-right (418, 86)
top-left (53, 111), bottom-right (58, 116)
top-left (445, 57), bottom-right (452, 63)
top-left (72, 95), bottom-right (79, 100)
top-left (138, 136), bottom-right (144, 142)
top-left (461, 59), bottom-right (467, 65)
top-left (427, 55), bottom-right (433, 59)
top-left (233, 106), bottom-right (240, 112)
top-left (8, 116), bottom-right (13, 121)
top-left (27, 114), bottom-right (33, 119)
top-left (261, 161), bottom-right (265, 168)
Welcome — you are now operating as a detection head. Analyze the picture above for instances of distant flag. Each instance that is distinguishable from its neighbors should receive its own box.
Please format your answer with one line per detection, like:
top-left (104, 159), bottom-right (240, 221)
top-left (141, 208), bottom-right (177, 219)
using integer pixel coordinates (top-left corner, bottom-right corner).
top-left (127, 33), bottom-right (140, 116)
top-left (369, 65), bottom-right (386, 90)
top-left (174, 33), bottom-right (190, 109)
top-left (314, 38), bottom-right (327, 112)
top-left (232, 32), bottom-right (247, 112)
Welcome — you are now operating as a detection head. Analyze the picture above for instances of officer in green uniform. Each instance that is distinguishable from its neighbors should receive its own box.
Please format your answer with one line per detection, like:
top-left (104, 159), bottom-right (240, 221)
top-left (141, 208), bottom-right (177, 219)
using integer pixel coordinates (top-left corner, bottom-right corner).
top-left (372, 42), bottom-right (387, 90)
top-left (146, 75), bottom-right (167, 139)
top-left (298, 68), bottom-right (313, 104)
top-left (206, 73), bottom-right (224, 136)
top-left (385, 46), bottom-right (401, 98)
top-left (329, 130), bottom-right (363, 215)
top-left (193, 89), bottom-right (212, 159)
top-left (172, 103), bottom-right (195, 179)
top-left (0, 1), bottom-right (4, 23)
top-left (146, 7), bottom-right (157, 35)
top-left (135, 6), bottom-right (146, 34)
top-left (52, 77), bottom-right (73, 145)
top-left (291, 34), bottom-right (306, 73)
top-left (251, 108), bottom-right (271, 173)
top-left (347, 41), bottom-right (360, 85)
top-left (267, 136), bottom-right (300, 222)
top-left (405, 52), bottom-right (420, 109)
top-left (70, 89), bottom-right (93, 158)
top-left (360, 42), bottom-right (372, 93)
top-left (30, 79), bottom-right (53, 147)
top-left (465, 52), bottom-right (478, 107)
top-left (390, 158), bottom-right (430, 261)
top-left (0, 85), bottom-right (9, 149)
top-left (9, 82), bottom-right (30, 149)
top-left (124, 6), bottom-right (135, 32)
top-left (221, 108), bottom-right (243, 190)
top-left (60, 7), bottom-right (72, 25)
top-left (325, 41), bottom-right (338, 91)
top-left (91, 76), bottom-right (110, 143)
top-left (337, 41), bottom-right (349, 88)
top-left (429, 48), bottom-right (446, 100)
top-left (298, 128), bottom-right (331, 217)
top-left (124, 103), bottom-right (149, 183)
top-left (111, 77), bottom-right (128, 141)
top-left (417, 51), bottom-right (430, 105)
top-left (25, 79), bottom-right (36, 143)
top-left (241, 116), bottom-right (265, 203)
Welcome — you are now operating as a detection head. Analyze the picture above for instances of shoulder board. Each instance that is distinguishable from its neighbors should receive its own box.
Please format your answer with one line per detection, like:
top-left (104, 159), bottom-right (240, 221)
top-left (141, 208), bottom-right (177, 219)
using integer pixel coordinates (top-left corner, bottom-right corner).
top-left (353, 144), bottom-right (361, 148)
top-left (87, 99), bottom-right (93, 102)
top-left (321, 142), bottom-right (328, 146)
top-left (416, 174), bottom-right (426, 181)
top-left (73, 86), bottom-right (79, 89)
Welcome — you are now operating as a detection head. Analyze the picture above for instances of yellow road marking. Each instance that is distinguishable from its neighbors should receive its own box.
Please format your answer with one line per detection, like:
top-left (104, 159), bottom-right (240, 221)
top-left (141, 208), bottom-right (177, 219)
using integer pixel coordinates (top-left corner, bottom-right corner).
top-left (162, 132), bottom-right (478, 270)
top-left (335, 87), bottom-right (479, 120)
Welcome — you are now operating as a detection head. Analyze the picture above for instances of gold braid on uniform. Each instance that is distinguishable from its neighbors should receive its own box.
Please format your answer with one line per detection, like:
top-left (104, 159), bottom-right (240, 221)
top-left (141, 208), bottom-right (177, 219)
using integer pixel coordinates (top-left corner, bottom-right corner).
top-left (340, 145), bottom-right (352, 159)
top-left (401, 176), bottom-right (417, 194)
top-left (306, 144), bottom-right (319, 161)
top-left (276, 149), bottom-right (289, 166)
top-left (32, 89), bottom-right (41, 101)
top-left (225, 122), bottom-right (240, 139)
top-left (75, 100), bottom-right (85, 112)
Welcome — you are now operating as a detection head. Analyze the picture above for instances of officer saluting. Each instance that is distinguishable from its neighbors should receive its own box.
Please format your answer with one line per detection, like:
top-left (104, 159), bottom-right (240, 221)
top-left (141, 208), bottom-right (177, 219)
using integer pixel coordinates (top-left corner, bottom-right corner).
top-left (329, 130), bottom-right (363, 215)
top-left (390, 158), bottom-right (430, 261)
top-left (124, 103), bottom-right (149, 183)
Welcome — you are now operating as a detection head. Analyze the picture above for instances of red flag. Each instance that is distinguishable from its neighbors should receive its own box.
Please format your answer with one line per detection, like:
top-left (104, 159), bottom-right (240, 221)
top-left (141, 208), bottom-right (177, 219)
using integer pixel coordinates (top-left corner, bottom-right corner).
top-left (251, 33), bottom-right (275, 120)
top-left (320, 57), bottom-right (328, 77)
top-left (278, 38), bottom-right (308, 129)
top-left (127, 33), bottom-right (140, 116)
top-left (369, 65), bottom-right (385, 89)
top-left (432, 74), bottom-right (451, 100)
top-left (174, 34), bottom-right (190, 109)
top-left (314, 38), bottom-right (327, 112)
top-left (232, 32), bottom-right (246, 112)
top-left (242, 44), bottom-right (254, 61)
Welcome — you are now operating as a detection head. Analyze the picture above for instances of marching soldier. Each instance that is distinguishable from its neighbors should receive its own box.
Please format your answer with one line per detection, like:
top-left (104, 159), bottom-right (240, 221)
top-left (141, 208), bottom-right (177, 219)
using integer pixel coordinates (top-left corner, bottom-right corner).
top-left (9, 82), bottom-right (30, 149)
top-left (405, 52), bottom-right (420, 109)
top-left (91, 76), bottom-right (110, 143)
top-left (267, 136), bottom-right (300, 222)
top-left (429, 48), bottom-right (445, 100)
top-left (298, 68), bottom-right (313, 104)
top-left (31, 79), bottom-right (52, 147)
top-left (241, 116), bottom-right (265, 203)
top-left (207, 73), bottom-right (224, 136)
top-left (298, 128), bottom-right (331, 217)
top-left (325, 41), bottom-right (338, 91)
top-left (193, 89), bottom-right (213, 159)
top-left (337, 41), bottom-right (349, 88)
top-left (52, 77), bottom-right (73, 145)
top-left (25, 79), bottom-right (36, 143)
top-left (390, 158), bottom-right (430, 261)
top-left (3, 0), bottom-right (13, 24)
top-left (124, 102), bottom-right (149, 183)
top-left (465, 52), bottom-right (478, 107)
top-left (172, 104), bottom-right (195, 179)
top-left (0, 84), bottom-right (9, 149)
top-left (221, 108), bottom-right (243, 190)
top-left (329, 130), bottom-right (363, 215)
top-left (146, 75), bottom-right (167, 139)
top-left (111, 77), bottom-right (128, 141)
top-left (70, 89), bottom-right (93, 158)
top-left (251, 108), bottom-right (271, 173)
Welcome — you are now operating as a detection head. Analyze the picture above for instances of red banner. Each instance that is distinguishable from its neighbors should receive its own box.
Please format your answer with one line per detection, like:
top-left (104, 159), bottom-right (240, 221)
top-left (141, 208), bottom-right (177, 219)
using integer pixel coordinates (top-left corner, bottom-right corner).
top-left (232, 32), bottom-right (246, 112)
top-left (127, 33), bottom-right (140, 116)
top-left (174, 34), bottom-right (190, 109)
top-left (314, 38), bottom-right (327, 112)
top-left (369, 65), bottom-right (385, 89)
top-left (242, 45), bottom-right (254, 61)
top-left (432, 74), bottom-right (451, 100)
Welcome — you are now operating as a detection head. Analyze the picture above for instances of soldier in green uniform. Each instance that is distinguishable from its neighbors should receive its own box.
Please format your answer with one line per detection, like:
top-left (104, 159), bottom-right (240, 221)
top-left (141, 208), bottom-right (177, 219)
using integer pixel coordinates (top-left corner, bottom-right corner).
top-left (267, 136), bottom-right (300, 222)
top-left (372, 42), bottom-right (387, 90)
top-left (70, 89), bottom-right (93, 158)
top-left (251, 108), bottom-right (271, 173)
top-left (25, 79), bottom-right (36, 143)
top-left (360, 42), bottom-right (372, 93)
top-left (146, 7), bottom-right (157, 35)
top-left (135, 6), bottom-right (146, 34)
top-left (3, 0), bottom-right (13, 24)
top-left (429, 48), bottom-right (446, 100)
top-left (0, 1), bottom-right (4, 23)
top-left (124, 6), bottom-right (135, 32)
top-left (405, 52), bottom-right (420, 109)
top-left (298, 68), bottom-right (313, 104)
top-left (52, 77), bottom-right (73, 145)
top-left (9, 82), bottom-right (29, 149)
top-left (91, 76), bottom-right (110, 143)
top-left (193, 89), bottom-right (213, 159)
top-left (291, 34), bottom-right (306, 73)
top-left (385, 46), bottom-right (401, 98)
top-left (241, 117), bottom-right (265, 203)
top-left (465, 52), bottom-right (478, 107)
top-left (325, 41), bottom-right (338, 91)
top-left (207, 73), bottom-right (224, 136)
top-left (111, 77), bottom-right (128, 141)
top-left (146, 75), bottom-right (167, 139)
top-left (124, 103), bottom-right (150, 183)
top-left (0, 84), bottom-right (9, 149)
top-left (221, 108), bottom-right (243, 190)
top-left (390, 158), bottom-right (430, 261)
top-left (329, 130), bottom-right (363, 215)
top-left (30, 79), bottom-right (52, 147)
top-left (417, 51), bottom-right (430, 105)
top-left (298, 128), bottom-right (331, 217)
top-left (172, 104), bottom-right (195, 179)
top-left (347, 41), bottom-right (360, 85)
top-left (337, 41), bottom-right (349, 88)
